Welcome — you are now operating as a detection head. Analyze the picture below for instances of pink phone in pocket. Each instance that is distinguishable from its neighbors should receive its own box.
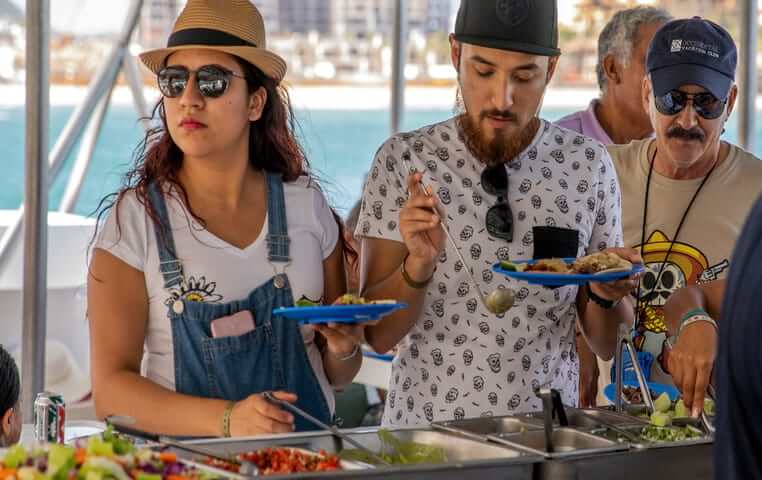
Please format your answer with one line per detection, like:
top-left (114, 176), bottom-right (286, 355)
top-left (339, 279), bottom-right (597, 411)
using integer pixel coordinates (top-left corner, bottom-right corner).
top-left (210, 311), bottom-right (256, 338)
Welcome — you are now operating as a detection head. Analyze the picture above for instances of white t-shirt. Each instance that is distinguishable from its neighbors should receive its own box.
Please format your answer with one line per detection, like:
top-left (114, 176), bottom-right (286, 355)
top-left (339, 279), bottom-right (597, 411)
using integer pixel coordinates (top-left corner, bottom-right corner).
top-left (93, 176), bottom-right (339, 413)
top-left (356, 118), bottom-right (623, 425)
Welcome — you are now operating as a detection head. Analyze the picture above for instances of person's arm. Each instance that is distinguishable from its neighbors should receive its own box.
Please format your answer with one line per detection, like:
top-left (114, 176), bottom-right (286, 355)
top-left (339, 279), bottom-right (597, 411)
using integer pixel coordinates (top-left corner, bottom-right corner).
top-left (576, 249), bottom-right (640, 360)
top-left (314, 241), bottom-right (363, 387)
top-left (576, 325), bottom-right (600, 407)
top-left (361, 171), bottom-right (445, 354)
top-left (576, 147), bottom-right (639, 360)
top-left (664, 279), bottom-right (726, 416)
top-left (663, 280), bottom-right (725, 336)
top-left (89, 249), bottom-right (296, 436)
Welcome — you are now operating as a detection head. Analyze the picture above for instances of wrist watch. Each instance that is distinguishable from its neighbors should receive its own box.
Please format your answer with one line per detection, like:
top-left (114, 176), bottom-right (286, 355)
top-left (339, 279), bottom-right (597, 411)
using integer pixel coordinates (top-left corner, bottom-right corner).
top-left (586, 284), bottom-right (620, 310)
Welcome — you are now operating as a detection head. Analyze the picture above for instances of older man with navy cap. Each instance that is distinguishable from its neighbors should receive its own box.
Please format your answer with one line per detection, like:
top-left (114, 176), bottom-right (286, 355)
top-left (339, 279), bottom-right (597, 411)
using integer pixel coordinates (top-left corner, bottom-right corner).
top-left (607, 17), bottom-right (762, 412)
top-left (355, 0), bottom-right (640, 425)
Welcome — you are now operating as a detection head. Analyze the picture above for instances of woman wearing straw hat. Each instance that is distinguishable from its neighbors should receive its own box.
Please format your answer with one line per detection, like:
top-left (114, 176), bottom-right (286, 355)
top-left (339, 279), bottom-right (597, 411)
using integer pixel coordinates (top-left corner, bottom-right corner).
top-left (88, 0), bottom-right (363, 437)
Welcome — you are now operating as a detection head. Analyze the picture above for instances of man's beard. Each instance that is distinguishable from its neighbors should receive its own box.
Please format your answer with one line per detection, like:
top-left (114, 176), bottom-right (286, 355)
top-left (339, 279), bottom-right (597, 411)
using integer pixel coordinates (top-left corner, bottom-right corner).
top-left (456, 110), bottom-right (540, 168)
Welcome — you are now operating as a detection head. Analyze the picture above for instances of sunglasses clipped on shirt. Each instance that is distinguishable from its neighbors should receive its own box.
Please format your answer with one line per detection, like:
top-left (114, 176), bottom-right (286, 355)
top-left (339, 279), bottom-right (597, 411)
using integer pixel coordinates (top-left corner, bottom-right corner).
top-left (157, 64), bottom-right (246, 99)
top-left (481, 164), bottom-right (514, 242)
top-left (654, 89), bottom-right (727, 120)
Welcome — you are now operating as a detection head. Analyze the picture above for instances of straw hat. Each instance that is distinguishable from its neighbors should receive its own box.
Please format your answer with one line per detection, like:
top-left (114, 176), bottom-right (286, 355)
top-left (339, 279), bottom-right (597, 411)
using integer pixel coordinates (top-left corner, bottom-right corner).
top-left (139, 0), bottom-right (287, 82)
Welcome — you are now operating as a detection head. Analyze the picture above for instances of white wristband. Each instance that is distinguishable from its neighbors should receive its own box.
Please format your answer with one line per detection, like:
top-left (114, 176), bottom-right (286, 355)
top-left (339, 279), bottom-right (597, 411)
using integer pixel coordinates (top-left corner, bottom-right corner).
top-left (677, 314), bottom-right (718, 341)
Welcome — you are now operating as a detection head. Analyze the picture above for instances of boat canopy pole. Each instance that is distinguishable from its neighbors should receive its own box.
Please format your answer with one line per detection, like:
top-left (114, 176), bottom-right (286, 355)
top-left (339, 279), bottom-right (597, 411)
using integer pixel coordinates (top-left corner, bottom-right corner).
top-left (390, 0), bottom-right (407, 134)
top-left (21, 0), bottom-right (50, 423)
top-left (738, 0), bottom-right (757, 152)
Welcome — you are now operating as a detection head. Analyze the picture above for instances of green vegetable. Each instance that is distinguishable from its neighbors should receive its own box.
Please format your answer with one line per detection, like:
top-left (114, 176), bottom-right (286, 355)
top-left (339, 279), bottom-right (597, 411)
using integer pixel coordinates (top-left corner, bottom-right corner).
top-left (704, 398), bottom-right (716, 416)
top-left (674, 399), bottom-right (688, 418)
top-left (295, 298), bottom-right (321, 307)
top-left (499, 261), bottom-right (517, 272)
top-left (640, 425), bottom-right (702, 443)
top-left (653, 392), bottom-right (671, 413)
top-left (3, 444), bottom-right (28, 468)
top-left (136, 474), bottom-right (162, 480)
top-left (649, 411), bottom-right (672, 427)
top-left (339, 429), bottom-right (447, 466)
top-left (86, 436), bottom-right (114, 457)
top-left (47, 444), bottom-right (76, 480)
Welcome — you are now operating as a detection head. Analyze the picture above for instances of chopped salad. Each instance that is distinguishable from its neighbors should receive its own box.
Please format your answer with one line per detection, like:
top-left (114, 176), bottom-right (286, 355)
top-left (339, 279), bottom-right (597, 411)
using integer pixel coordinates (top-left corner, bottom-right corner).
top-left (205, 448), bottom-right (341, 475)
top-left (0, 428), bottom-right (221, 480)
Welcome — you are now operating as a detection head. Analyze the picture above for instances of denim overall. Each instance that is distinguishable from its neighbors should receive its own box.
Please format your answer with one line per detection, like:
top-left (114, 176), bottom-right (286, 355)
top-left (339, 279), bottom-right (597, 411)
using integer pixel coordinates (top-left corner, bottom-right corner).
top-left (148, 173), bottom-right (332, 432)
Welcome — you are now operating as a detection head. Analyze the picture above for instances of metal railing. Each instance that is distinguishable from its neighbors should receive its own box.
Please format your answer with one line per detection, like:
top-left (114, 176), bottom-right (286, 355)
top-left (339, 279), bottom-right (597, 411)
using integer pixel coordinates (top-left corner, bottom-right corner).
top-left (18, 0), bottom-right (147, 423)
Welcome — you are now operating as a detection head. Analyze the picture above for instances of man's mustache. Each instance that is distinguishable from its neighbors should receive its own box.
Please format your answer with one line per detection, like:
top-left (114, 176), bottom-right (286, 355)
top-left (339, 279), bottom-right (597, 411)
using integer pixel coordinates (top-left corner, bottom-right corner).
top-left (667, 126), bottom-right (705, 142)
top-left (481, 109), bottom-right (518, 123)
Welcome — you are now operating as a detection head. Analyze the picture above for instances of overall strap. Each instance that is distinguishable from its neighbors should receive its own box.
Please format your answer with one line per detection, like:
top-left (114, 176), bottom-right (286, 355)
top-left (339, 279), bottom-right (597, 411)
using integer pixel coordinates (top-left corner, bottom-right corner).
top-left (148, 182), bottom-right (184, 288)
top-left (265, 172), bottom-right (291, 263)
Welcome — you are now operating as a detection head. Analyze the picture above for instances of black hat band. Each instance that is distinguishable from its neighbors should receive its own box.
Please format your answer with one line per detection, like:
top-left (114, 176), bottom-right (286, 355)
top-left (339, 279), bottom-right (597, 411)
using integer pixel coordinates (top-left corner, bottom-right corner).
top-left (168, 28), bottom-right (257, 49)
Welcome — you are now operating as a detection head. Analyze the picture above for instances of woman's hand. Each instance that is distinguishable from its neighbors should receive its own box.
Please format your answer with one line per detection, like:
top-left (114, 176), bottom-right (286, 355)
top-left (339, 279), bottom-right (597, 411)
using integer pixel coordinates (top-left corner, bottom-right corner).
top-left (229, 391), bottom-right (296, 436)
top-left (314, 323), bottom-right (365, 358)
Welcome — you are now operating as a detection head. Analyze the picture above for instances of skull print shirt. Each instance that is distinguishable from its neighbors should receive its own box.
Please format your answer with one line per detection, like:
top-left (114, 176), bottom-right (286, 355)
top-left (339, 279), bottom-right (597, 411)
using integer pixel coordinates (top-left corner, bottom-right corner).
top-left (356, 118), bottom-right (624, 425)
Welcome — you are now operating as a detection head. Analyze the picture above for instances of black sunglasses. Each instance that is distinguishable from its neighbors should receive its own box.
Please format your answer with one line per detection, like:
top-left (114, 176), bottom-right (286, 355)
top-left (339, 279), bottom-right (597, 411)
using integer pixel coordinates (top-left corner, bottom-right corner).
top-left (654, 90), bottom-right (727, 120)
top-left (157, 65), bottom-right (246, 99)
top-left (481, 165), bottom-right (513, 241)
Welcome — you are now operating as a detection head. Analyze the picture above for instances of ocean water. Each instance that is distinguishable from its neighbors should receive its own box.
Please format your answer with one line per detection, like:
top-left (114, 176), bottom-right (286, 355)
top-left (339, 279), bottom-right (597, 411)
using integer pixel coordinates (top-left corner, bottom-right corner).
top-left (0, 104), bottom-right (754, 215)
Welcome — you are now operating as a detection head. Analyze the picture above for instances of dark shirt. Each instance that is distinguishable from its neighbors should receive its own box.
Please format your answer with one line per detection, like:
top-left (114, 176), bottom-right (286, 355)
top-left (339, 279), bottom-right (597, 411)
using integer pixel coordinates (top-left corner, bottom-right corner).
top-left (715, 194), bottom-right (762, 479)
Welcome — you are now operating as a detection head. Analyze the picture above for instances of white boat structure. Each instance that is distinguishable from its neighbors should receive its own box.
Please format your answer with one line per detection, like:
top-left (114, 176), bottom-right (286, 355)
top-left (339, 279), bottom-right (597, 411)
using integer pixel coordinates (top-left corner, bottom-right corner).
top-left (7, 0), bottom-right (760, 425)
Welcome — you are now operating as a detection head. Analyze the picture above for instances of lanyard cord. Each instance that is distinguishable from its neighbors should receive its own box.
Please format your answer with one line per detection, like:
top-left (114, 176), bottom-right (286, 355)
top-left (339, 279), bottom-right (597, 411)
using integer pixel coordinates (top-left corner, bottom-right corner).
top-left (635, 146), bottom-right (719, 319)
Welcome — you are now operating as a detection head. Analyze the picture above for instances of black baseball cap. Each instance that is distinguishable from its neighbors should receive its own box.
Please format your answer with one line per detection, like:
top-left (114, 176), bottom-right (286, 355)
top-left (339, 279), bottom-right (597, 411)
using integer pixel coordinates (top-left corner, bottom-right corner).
top-left (646, 17), bottom-right (737, 99)
top-left (454, 0), bottom-right (560, 57)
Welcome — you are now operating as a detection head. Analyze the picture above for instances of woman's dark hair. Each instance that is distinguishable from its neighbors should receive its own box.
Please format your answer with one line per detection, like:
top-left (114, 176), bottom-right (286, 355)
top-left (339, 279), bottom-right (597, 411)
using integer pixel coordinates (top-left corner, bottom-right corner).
top-left (0, 345), bottom-right (20, 414)
top-left (92, 56), bottom-right (356, 269)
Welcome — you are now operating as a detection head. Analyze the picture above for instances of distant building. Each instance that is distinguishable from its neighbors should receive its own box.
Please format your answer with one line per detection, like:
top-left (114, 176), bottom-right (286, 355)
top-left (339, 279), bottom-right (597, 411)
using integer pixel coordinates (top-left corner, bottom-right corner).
top-left (279, 0), bottom-right (333, 35)
top-left (139, 0), bottom-right (184, 49)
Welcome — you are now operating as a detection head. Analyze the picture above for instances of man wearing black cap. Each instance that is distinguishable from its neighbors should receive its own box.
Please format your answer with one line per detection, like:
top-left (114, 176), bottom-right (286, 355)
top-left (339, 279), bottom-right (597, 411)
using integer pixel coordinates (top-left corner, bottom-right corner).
top-left (0, 344), bottom-right (22, 447)
top-left (355, 0), bottom-right (640, 425)
top-left (607, 17), bottom-right (762, 409)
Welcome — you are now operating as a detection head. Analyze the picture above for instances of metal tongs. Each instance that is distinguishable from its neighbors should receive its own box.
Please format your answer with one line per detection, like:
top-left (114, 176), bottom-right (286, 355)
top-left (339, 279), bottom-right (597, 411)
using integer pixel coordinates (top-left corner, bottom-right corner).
top-left (106, 415), bottom-right (259, 476)
top-left (534, 387), bottom-right (568, 454)
top-left (262, 392), bottom-right (390, 466)
top-left (614, 322), bottom-right (655, 414)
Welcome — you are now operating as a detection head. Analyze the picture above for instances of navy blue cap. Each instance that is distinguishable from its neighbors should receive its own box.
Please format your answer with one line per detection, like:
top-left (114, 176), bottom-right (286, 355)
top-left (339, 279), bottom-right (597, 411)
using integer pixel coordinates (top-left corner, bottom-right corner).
top-left (646, 17), bottom-right (737, 99)
top-left (454, 0), bottom-right (560, 57)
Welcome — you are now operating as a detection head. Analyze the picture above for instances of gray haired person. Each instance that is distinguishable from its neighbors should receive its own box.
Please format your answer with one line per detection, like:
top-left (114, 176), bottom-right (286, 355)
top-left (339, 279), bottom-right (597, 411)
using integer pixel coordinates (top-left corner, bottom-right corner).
top-left (556, 6), bottom-right (671, 407)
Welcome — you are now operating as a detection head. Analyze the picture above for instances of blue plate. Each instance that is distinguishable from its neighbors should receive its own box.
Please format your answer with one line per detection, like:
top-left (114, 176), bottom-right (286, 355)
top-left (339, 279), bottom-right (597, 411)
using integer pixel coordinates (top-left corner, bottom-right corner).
top-left (492, 259), bottom-right (644, 286)
top-left (273, 303), bottom-right (407, 325)
top-left (603, 381), bottom-right (680, 405)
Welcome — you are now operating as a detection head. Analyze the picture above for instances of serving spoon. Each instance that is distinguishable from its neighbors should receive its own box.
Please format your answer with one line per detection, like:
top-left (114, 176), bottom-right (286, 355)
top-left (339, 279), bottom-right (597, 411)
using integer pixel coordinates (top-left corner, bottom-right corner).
top-left (418, 179), bottom-right (515, 315)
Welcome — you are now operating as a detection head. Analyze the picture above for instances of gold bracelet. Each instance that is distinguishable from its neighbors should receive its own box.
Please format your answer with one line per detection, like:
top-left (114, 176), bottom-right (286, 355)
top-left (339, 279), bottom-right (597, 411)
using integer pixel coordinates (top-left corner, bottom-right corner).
top-left (401, 253), bottom-right (434, 289)
top-left (333, 344), bottom-right (361, 362)
top-left (222, 401), bottom-right (235, 438)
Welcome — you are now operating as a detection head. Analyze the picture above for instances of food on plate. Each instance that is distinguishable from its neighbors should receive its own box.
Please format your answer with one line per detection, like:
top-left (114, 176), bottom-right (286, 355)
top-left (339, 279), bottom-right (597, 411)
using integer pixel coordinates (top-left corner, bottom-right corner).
top-left (295, 298), bottom-right (321, 307)
top-left (294, 295), bottom-right (397, 308)
top-left (570, 251), bottom-right (633, 274)
top-left (205, 448), bottom-right (341, 475)
top-left (0, 427), bottom-right (221, 480)
top-left (339, 429), bottom-right (447, 466)
top-left (621, 386), bottom-right (658, 404)
top-left (522, 258), bottom-right (569, 273)
top-left (499, 252), bottom-right (634, 276)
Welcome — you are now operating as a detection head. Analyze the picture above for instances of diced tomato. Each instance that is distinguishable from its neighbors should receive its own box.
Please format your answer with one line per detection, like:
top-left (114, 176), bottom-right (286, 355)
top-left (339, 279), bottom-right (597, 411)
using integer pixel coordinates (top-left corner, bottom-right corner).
top-left (0, 468), bottom-right (17, 480)
top-left (159, 452), bottom-right (177, 464)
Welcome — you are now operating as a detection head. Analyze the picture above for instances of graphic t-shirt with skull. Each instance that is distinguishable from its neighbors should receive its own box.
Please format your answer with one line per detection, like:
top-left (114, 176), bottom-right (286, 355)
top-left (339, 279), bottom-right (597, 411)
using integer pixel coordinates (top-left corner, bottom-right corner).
top-left (356, 118), bottom-right (624, 425)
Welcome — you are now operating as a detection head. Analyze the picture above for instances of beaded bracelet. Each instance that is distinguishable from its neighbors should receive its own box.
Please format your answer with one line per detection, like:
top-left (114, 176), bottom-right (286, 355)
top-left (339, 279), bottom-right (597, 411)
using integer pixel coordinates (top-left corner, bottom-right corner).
top-left (676, 309), bottom-right (718, 342)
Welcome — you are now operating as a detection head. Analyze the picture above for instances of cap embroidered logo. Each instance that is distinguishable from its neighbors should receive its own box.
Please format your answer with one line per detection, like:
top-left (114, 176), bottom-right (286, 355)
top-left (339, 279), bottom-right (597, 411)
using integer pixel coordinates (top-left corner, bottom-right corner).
top-left (671, 39), bottom-right (682, 52)
top-left (496, 0), bottom-right (529, 28)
